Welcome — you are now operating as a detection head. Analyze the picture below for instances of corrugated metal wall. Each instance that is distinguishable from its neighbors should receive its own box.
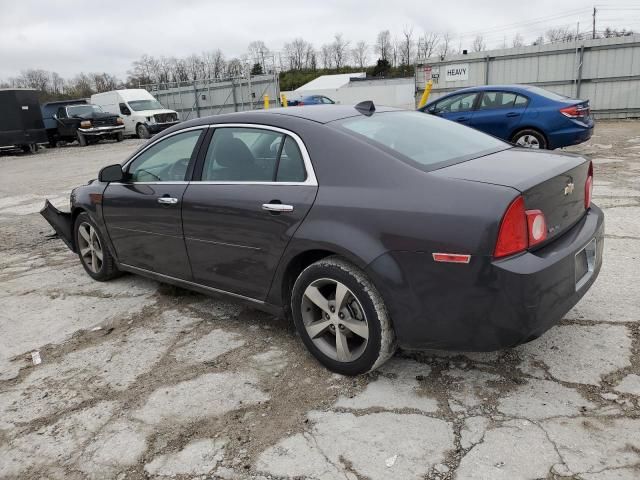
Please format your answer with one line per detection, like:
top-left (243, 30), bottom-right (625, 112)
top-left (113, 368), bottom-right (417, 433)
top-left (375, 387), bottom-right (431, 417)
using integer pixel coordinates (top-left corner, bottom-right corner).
top-left (416, 36), bottom-right (640, 118)
top-left (141, 74), bottom-right (279, 121)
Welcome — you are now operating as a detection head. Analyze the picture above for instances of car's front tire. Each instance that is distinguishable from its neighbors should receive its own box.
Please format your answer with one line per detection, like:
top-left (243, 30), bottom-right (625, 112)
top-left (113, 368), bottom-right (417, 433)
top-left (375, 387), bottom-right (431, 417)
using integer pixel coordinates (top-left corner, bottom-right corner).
top-left (74, 212), bottom-right (120, 281)
top-left (291, 257), bottom-right (396, 375)
top-left (77, 132), bottom-right (88, 147)
top-left (136, 124), bottom-right (150, 139)
top-left (512, 128), bottom-right (547, 149)
top-left (115, 132), bottom-right (124, 142)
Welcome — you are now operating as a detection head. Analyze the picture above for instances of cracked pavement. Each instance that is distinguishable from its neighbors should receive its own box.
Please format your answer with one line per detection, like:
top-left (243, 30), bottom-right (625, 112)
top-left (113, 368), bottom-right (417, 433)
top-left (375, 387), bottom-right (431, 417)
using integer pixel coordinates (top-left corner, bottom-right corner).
top-left (1, 122), bottom-right (639, 479)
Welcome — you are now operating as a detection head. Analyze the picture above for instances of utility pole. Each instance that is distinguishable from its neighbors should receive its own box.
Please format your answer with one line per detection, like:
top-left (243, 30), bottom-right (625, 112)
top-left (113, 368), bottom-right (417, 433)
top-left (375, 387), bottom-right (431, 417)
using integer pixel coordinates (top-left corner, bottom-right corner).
top-left (592, 7), bottom-right (597, 39)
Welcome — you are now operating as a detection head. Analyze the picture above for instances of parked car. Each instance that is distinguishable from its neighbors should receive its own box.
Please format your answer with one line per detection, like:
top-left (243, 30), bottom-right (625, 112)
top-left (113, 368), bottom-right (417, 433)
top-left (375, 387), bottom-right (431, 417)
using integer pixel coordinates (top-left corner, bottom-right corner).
top-left (421, 85), bottom-right (594, 149)
top-left (41, 100), bottom-right (124, 147)
top-left (0, 88), bottom-right (47, 153)
top-left (91, 89), bottom-right (179, 139)
top-left (288, 95), bottom-right (336, 106)
top-left (41, 103), bottom-right (603, 375)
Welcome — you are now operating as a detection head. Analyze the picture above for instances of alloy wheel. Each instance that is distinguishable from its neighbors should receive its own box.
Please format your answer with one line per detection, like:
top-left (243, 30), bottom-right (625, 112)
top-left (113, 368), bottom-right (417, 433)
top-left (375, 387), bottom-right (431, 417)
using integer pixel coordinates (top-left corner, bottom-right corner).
top-left (78, 222), bottom-right (103, 273)
top-left (515, 134), bottom-right (541, 149)
top-left (301, 278), bottom-right (369, 362)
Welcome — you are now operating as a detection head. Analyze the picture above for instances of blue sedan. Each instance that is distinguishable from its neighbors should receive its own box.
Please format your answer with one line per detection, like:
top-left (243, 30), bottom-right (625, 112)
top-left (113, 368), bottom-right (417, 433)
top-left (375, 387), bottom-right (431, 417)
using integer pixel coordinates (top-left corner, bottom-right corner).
top-left (421, 85), bottom-right (594, 149)
top-left (288, 95), bottom-right (336, 106)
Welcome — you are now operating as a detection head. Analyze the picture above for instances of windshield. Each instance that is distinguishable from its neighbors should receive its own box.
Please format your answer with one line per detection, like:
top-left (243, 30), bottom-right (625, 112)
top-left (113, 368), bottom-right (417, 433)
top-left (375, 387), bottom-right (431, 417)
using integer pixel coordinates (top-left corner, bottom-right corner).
top-left (335, 111), bottom-right (509, 171)
top-left (128, 99), bottom-right (164, 111)
top-left (67, 105), bottom-right (103, 116)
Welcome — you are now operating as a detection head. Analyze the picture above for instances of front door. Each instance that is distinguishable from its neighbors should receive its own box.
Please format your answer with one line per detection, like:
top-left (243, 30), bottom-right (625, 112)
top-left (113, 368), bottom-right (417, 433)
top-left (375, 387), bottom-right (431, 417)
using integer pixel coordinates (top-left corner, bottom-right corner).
top-left (119, 103), bottom-right (136, 136)
top-left (469, 91), bottom-right (528, 139)
top-left (56, 107), bottom-right (77, 138)
top-left (102, 128), bottom-right (205, 279)
top-left (182, 126), bottom-right (318, 300)
top-left (432, 92), bottom-right (479, 126)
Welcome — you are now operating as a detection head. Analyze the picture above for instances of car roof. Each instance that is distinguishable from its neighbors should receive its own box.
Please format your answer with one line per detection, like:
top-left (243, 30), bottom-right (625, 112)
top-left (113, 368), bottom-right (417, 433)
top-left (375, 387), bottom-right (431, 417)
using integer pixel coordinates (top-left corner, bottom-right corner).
top-left (178, 104), bottom-right (402, 127)
top-left (435, 84), bottom-right (538, 96)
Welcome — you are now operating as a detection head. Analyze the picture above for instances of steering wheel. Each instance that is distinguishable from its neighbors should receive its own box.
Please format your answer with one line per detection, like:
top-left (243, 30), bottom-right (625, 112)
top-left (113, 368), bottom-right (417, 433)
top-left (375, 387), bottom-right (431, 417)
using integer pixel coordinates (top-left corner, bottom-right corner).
top-left (166, 158), bottom-right (190, 180)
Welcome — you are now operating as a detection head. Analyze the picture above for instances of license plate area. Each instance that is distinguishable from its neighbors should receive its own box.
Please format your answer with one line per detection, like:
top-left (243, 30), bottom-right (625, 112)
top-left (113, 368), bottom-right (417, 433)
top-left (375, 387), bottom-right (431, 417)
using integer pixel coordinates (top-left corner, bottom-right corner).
top-left (575, 238), bottom-right (597, 291)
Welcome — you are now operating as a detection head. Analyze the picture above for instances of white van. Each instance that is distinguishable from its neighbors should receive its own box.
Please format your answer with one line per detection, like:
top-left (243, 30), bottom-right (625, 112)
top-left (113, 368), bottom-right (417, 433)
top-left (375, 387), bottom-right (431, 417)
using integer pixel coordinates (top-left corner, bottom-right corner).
top-left (90, 89), bottom-right (179, 139)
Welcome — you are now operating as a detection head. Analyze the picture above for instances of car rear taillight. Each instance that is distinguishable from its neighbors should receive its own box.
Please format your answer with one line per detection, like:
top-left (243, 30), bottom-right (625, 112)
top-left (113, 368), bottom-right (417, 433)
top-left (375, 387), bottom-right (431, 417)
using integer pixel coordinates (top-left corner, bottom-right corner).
top-left (560, 105), bottom-right (589, 118)
top-left (494, 196), bottom-right (548, 258)
top-left (525, 210), bottom-right (547, 247)
top-left (494, 196), bottom-right (528, 258)
top-left (585, 161), bottom-right (593, 210)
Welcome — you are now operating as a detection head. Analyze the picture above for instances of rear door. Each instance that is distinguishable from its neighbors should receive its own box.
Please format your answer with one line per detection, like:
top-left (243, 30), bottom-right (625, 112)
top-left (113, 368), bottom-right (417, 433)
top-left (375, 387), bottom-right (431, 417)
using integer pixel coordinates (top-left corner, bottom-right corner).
top-left (470, 91), bottom-right (528, 139)
top-left (102, 127), bottom-right (206, 279)
top-left (430, 92), bottom-right (479, 126)
top-left (182, 125), bottom-right (318, 300)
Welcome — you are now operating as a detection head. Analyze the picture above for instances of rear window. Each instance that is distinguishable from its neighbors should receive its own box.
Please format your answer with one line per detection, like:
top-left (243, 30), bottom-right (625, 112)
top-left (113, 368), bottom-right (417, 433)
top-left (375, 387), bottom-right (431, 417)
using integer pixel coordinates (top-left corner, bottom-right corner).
top-left (525, 86), bottom-right (570, 101)
top-left (335, 111), bottom-right (508, 171)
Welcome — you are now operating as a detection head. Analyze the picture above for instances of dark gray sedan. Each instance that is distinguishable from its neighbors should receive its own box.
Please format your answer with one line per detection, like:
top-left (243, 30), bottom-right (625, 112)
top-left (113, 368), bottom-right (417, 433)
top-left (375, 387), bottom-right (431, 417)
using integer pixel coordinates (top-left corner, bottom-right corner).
top-left (41, 103), bottom-right (603, 375)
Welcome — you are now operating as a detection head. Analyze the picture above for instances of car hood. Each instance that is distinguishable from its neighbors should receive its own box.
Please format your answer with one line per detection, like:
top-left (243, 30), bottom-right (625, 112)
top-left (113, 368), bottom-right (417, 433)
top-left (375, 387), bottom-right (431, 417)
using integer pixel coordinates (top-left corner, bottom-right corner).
top-left (73, 112), bottom-right (119, 120)
top-left (131, 108), bottom-right (176, 115)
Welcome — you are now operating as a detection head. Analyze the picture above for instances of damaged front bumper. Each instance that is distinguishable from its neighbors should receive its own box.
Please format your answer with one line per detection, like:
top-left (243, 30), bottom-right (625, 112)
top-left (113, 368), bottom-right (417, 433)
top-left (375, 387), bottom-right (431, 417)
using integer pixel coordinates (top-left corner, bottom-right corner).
top-left (40, 200), bottom-right (75, 252)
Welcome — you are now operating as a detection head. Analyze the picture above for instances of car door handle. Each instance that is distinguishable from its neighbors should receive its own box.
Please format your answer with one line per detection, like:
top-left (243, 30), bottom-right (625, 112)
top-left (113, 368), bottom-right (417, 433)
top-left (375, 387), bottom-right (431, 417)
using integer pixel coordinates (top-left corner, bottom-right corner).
top-left (262, 203), bottom-right (294, 213)
top-left (506, 112), bottom-right (520, 117)
top-left (157, 197), bottom-right (178, 205)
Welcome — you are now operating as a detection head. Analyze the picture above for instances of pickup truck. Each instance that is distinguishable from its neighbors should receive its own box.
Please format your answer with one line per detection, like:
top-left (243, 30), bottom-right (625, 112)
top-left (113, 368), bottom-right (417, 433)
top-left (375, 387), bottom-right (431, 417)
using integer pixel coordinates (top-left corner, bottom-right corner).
top-left (41, 100), bottom-right (125, 147)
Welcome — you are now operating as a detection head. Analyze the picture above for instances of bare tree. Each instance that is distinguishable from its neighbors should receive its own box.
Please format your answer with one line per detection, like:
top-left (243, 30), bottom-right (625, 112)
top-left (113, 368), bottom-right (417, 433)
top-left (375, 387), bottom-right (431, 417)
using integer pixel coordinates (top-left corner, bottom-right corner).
top-left (390, 37), bottom-right (401, 67)
top-left (331, 33), bottom-right (350, 69)
top-left (532, 35), bottom-right (545, 46)
top-left (546, 27), bottom-right (575, 43)
top-left (351, 41), bottom-right (368, 68)
top-left (375, 30), bottom-right (392, 61)
top-left (67, 73), bottom-right (93, 98)
top-left (248, 40), bottom-right (269, 71)
top-left (304, 44), bottom-right (317, 70)
top-left (18, 69), bottom-right (50, 91)
top-left (89, 72), bottom-right (118, 93)
top-left (226, 58), bottom-right (243, 76)
top-left (400, 26), bottom-right (414, 65)
top-left (283, 38), bottom-right (311, 70)
top-left (438, 32), bottom-right (452, 58)
top-left (419, 32), bottom-right (440, 59)
top-left (472, 35), bottom-right (486, 52)
top-left (320, 44), bottom-right (333, 69)
top-left (512, 33), bottom-right (524, 48)
top-left (127, 54), bottom-right (156, 85)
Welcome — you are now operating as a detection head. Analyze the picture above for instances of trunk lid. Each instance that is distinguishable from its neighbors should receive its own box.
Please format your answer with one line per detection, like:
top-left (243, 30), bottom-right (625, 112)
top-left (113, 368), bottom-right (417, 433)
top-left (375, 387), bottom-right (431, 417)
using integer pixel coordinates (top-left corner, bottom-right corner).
top-left (432, 148), bottom-right (591, 243)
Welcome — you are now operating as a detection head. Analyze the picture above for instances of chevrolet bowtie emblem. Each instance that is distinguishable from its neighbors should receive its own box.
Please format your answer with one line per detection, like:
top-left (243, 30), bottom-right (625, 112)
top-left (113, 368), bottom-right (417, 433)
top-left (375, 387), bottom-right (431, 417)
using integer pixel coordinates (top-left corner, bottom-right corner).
top-left (564, 182), bottom-right (575, 195)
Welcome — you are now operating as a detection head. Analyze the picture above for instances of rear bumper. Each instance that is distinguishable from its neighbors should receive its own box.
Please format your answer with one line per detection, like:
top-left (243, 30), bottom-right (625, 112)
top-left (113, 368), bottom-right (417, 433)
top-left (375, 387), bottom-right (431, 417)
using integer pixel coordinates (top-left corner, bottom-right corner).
top-left (547, 120), bottom-right (594, 149)
top-left (366, 205), bottom-right (604, 351)
top-left (40, 200), bottom-right (75, 252)
top-left (147, 121), bottom-right (180, 134)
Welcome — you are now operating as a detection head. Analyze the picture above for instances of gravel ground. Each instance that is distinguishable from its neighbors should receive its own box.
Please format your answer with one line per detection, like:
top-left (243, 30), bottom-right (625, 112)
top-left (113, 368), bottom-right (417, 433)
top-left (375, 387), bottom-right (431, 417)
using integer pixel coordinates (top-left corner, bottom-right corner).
top-left (1, 122), bottom-right (639, 480)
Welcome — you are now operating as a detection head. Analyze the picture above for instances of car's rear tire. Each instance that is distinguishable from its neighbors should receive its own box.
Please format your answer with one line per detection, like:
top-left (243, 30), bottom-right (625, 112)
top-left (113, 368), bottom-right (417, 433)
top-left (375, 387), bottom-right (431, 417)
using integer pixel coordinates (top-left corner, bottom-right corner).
top-left (291, 256), bottom-right (396, 375)
top-left (136, 124), bottom-right (150, 139)
top-left (74, 212), bottom-right (120, 281)
top-left (77, 132), bottom-right (88, 147)
top-left (512, 129), bottom-right (547, 149)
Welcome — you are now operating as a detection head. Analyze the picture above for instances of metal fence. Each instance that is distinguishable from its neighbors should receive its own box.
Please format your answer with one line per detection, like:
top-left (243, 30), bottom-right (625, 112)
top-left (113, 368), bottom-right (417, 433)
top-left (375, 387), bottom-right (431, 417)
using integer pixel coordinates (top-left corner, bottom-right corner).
top-left (415, 35), bottom-right (640, 119)
top-left (140, 73), bottom-right (280, 121)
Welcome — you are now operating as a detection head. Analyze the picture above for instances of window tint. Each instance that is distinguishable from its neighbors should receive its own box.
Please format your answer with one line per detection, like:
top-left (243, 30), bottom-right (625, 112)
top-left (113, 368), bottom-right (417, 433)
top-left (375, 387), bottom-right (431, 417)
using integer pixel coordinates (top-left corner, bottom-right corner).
top-left (128, 130), bottom-right (201, 182)
top-left (277, 137), bottom-right (306, 182)
top-left (321, 96), bottom-right (335, 104)
top-left (479, 92), bottom-right (517, 110)
top-left (337, 111), bottom-right (508, 171)
top-left (202, 127), bottom-right (283, 181)
top-left (514, 95), bottom-right (529, 107)
top-left (435, 92), bottom-right (478, 113)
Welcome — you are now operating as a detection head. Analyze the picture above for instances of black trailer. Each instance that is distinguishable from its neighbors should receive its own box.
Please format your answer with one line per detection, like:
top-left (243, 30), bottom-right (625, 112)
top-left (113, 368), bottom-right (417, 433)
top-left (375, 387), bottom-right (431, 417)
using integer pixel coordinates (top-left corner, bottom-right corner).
top-left (0, 89), bottom-right (47, 152)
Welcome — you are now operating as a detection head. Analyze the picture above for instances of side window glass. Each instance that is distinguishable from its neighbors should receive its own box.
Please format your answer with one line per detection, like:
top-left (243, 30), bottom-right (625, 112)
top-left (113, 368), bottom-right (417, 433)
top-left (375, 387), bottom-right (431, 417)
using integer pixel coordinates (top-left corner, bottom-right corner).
top-left (119, 103), bottom-right (131, 115)
top-left (127, 130), bottom-right (202, 182)
top-left (437, 93), bottom-right (478, 113)
top-left (479, 92), bottom-right (518, 110)
top-left (277, 137), bottom-right (307, 182)
top-left (514, 95), bottom-right (529, 107)
top-left (57, 107), bottom-right (67, 119)
top-left (202, 127), bottom-right (283, 181)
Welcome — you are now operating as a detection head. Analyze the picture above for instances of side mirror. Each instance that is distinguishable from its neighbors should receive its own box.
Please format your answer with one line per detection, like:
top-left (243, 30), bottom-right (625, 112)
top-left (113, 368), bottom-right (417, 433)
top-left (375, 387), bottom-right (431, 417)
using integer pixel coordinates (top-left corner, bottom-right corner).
top-left (99, 164), bottom-right (125, 183)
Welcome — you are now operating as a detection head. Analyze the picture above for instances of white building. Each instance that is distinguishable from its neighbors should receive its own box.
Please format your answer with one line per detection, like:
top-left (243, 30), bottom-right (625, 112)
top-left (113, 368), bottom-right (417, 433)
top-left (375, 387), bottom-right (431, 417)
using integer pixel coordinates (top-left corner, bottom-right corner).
top-left (284, 73), bottom-right (416, 109)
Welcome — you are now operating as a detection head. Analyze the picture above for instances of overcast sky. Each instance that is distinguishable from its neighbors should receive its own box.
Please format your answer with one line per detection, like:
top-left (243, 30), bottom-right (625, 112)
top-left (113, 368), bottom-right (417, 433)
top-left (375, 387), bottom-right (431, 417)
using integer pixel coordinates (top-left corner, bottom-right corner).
top-left (1, 0), bottom-right (638, 80)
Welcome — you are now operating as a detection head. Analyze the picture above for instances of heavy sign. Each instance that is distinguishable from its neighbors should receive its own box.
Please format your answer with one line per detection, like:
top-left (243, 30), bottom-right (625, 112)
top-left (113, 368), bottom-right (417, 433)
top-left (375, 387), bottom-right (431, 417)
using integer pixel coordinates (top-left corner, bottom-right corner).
top-left (445, 64), bottom-right (469, 82)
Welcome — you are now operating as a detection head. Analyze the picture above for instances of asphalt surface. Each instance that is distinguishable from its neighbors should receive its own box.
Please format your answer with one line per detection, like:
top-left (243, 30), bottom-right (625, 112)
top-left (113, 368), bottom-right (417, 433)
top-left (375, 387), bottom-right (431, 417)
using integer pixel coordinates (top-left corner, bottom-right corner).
top-left (0, 122), bottom-right (639, 480)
